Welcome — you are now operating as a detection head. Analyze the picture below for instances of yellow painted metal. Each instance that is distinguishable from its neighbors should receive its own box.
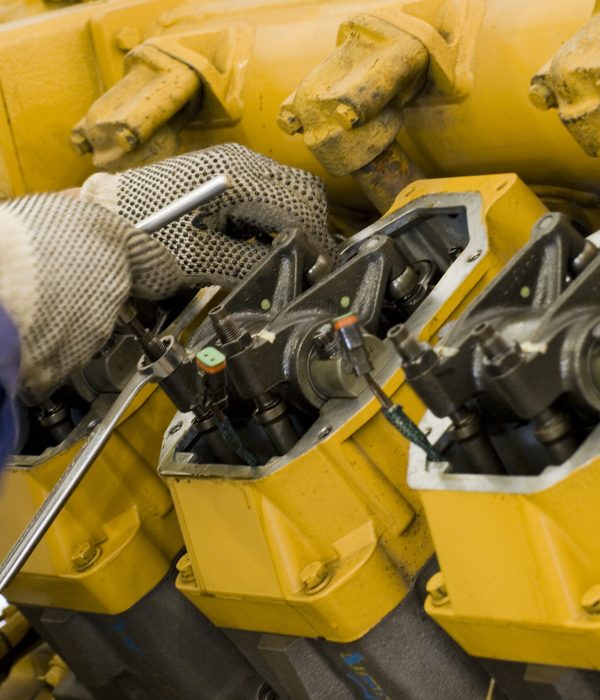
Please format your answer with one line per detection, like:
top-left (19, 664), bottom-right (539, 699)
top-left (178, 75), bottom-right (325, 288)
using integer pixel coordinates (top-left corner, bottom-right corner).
top-left (282, 0), bottom-right (600, 207)
top-left (0, 0), bottom-right (372, 200)
top-left (0, 0), bottom-right (596, 204)
top-left (71, 41), bottom-right (201, 168)
top-left (421, 452), bottom-right (600, 670)
top-left (0, 383), bottom-right (182, 613)
top-left (530, 12), bottom-right (600, 158)
top-left (0, 0), bottom-right (67, 25)
top-left (396, 0), bottom-right (600, 191)
top-left (167, 173), bottom-right (546, 642)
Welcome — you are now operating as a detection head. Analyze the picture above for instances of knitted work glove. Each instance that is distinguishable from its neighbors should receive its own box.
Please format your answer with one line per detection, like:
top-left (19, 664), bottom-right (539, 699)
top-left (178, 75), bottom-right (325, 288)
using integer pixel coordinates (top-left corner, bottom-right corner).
top-left (0, 194), bottom-right (185, 400)
top-left (80, 143), bottom-right (334, 286)
top-left (0, 145), bottom-right (332, 398)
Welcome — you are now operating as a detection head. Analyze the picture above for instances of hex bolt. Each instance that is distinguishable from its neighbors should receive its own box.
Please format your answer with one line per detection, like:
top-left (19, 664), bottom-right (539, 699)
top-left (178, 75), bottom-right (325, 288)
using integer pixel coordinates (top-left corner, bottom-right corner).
top-left (71, 541), bottom-right (101, 572)
top-left (334, 102), bottom-right (360, 129)
top-left (387, 324), bottom-right (427, 363)
top-left (176, 553), bottom-right (196, 584)
top-left (114, 26), bottom-right (141, 52)
top-left (114, 126), bottom-right (138, 153)
top-left (277, 108), bottom-right (303, 135)
top-left (300, 561), bottom-right (331, 593)
top-left (529, 80), bottom-right (557, 111)
top-left (426, 571), bottom-right (449, 606)
top-left (69, 131), bottom-right (92, 156)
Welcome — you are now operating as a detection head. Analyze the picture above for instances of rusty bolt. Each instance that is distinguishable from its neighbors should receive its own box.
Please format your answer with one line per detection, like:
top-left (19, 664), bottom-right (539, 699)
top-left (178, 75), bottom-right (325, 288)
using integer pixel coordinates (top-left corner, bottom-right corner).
top-left (426, 571), bottom-right (449, 606)
top-left (71, 541), bottom-right (100, 571)
top-left (176, 553), bottom-right (196, 584)
top-left (115, 126), bottom-right (138, 152)
top-left (300, 561), bottom-right (331, 593)
top-left (529, 80), bottom-right (557, 111)
top-left (69, 131), bottom-right (92, 156)
top-left (114, 27), bottom-right (141, 52)
top-left (277, 108), bottom-right (303, 135)
top-left (581, 584), bottom-right (600, 614)
top-left (334, 103), bottom-right (360, 129)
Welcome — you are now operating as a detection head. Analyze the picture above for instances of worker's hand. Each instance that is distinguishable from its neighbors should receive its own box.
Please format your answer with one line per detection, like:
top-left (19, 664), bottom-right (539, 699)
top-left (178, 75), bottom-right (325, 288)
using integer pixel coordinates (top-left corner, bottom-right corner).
top-left (0, 194), bottom-right (186, 400)
top-left (81, 142), bottom-right (334, 287)
top-left (0, 145), bottom-right (332, 400)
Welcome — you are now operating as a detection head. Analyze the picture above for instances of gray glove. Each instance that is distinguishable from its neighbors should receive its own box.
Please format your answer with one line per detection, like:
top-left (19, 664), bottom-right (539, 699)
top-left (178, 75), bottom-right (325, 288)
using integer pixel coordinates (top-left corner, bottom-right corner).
top-left (0, 145), bottom-right (332, 399)
top-left (0, 194), bottom-right (185, 400)
top-left (81, 142), bottom-right (334, 286)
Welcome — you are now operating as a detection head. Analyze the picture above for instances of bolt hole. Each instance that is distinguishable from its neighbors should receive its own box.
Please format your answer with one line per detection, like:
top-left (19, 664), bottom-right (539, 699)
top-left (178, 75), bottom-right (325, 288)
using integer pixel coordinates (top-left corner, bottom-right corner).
top-left (169, 422), bottom-right (182, 435)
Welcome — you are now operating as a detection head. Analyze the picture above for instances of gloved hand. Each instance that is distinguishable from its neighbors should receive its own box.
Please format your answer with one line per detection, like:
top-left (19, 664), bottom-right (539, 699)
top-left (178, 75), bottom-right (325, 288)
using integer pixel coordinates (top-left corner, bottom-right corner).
top-left (0, 194), bottom-right (186, 401)
top-left (0, 144), bottom-right (333, 399)
top-left (80, 142), bottom-right (334, 286)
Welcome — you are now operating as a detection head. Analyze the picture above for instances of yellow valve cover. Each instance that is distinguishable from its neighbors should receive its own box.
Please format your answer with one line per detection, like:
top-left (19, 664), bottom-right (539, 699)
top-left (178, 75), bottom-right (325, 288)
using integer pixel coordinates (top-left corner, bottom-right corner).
top-left (419, 429), bottom-right (600, 669)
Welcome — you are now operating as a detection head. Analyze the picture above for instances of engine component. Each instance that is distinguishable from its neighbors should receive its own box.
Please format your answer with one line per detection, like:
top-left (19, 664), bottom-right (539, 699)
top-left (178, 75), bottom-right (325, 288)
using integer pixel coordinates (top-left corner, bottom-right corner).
top-left (334, 312), bottom-right (442, 461)
top-left (156, 174), bottom-right (546, 655)
top-left (0, 288), bottom-right (220, 613)
top-left (0, 0), bottom-right (598, 216)
top-left (0, 177), bottom-right (230, 593)
top-left (19, 566), bottom-right (270, 700)
top-left (530, 12), bottom-right (600, 158)
top-left (394, 211), bottom-right (600, 476)
top-left (278, 12), bottom-right (429, 211)
top-left (0, 380), bottom-right (182, 612)
top-left (401, 210), bottom-right (600, 670)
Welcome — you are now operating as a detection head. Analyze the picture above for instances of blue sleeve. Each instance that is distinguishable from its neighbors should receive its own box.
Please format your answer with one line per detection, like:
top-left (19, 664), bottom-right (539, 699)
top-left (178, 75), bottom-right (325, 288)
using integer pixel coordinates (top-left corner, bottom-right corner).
top-left (0, 306), bottom-right (20, 466)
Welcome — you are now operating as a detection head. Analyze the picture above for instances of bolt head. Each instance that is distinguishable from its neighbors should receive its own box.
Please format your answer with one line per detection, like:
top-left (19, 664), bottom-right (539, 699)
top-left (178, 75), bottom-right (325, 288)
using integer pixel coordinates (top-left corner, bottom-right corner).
top-left (277, 108), bottom-right (303, 135)
top-left (334, 102), bottom-right (359, 129)
top-left (114, 27), bottom-right (141, 52)
top-left (176, 553), bottom-right (196, 584)
top-left (529, 80), bottom-right (557, 111)
top-left (69, 131), bottom-right (92, 156)
top-left (426, 571), bottom-right (449, 606)
top-left (114, 126), bottom-right (138, 152)
top-left (300, 561), bottom-right (331, 592)
top-left (71, 541), bottom-right (100, 571)
top-left (582, 584), bottom-right (600, 614)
